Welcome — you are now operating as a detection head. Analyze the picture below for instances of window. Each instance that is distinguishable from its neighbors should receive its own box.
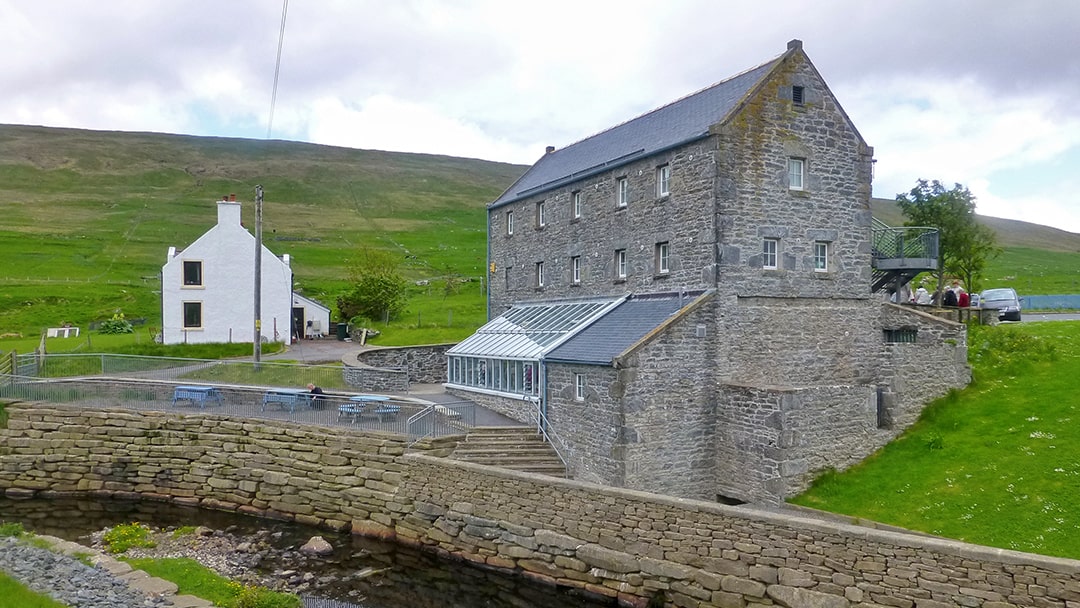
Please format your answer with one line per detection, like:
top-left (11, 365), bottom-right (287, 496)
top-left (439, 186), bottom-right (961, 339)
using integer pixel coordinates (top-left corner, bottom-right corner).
top-left (182, 302), bottom-right (202, 329)
top-left (763, 239), bottom-right (778, 269)
top-left (656, 242), bottom-right (670, 274)
top-left (884, 329), bottom-right (918, 343)
top-left (572, 191), bottom-right (582, 219)
top-left (535, 261), bottom-right (544, 288)
top-left (506, 210), bottom-right (514, 236)
top-left (571, 256), bottom-right (581, 284)
top-left (617, 177), bottom-right (629, 208)
top-left (814, 242), bottom-right (828, 272)
top-left (615, 249), bottom-right (627, 279)
top-left (656, 165), bottom-right (670, 197)
top-left (788, 158), bottom-right (805, 191)
top-left (182, 260), bottom-right (203, 286)
top-left (792, 85), bottom-right (805, 105)
top-left (575, 373), bottom-right (586, 401)
top-left (536, 201), bottom-right (546, 228)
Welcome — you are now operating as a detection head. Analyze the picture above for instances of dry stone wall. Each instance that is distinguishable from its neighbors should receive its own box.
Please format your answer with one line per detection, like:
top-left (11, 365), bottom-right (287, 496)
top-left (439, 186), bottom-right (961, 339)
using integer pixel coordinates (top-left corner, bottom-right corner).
top-left (5, 404), bottom-right (1073, 608)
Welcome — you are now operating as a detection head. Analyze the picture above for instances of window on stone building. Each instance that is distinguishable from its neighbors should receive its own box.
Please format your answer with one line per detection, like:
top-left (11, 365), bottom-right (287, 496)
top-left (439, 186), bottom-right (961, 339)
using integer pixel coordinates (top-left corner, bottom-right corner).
top-left (792, 85), bottom-right (805, 105)
top-left (656, 164), bottom-right (670, 197)
top-left (884, 329), bottom-right (918, 343)
top-left (536, 201), bottom-right (546, 228)
top-left (763, 239), bottom-right (778, 270)
top-left (182, 302), bottom-right (202, 329)
top-left (506, 210), bottom-right (514, 236)
top-left (535, 261), bottom-right (545, 288)
top-left (182, 260), bottom-right (203, 286)
top-left (572, 191), bottom-right (582, 219)
top-left (617, 177), bottom-right (629, 208)
top-left (615, 249), bottom-right (627, 279)
top-left (571, 256), bottom-right (581, 284)
top-left (814, 242), bottom-right (828, 272)
top-left (575, 373), bottom-right (586, 401)
top-left (655, 242), bottom-right (670, 274)
top-left (788, 158), bottom-right (805, 191)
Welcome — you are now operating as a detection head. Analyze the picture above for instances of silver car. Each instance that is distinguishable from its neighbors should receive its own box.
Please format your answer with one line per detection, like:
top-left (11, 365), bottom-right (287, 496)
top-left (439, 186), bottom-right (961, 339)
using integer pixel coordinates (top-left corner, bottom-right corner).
top-left (980, 287), bottom-right (1021, 322)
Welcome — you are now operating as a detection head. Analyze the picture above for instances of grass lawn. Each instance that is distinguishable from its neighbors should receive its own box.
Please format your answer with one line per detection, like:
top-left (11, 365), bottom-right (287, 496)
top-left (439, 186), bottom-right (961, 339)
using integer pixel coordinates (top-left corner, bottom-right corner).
top-left (792, 320), bottom-right (1080, 559)
top-left (0, 572), bottom-right (68, 608)
top-left (123, 557), bottom-right (299, 608)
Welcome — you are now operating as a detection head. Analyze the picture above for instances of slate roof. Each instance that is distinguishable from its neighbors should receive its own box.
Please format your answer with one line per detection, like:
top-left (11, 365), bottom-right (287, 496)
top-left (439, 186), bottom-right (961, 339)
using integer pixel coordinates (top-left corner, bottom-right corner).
top-left (490, 54), bottom-right (785, 208)
top-left (546, 291), bottom-right (706, 365)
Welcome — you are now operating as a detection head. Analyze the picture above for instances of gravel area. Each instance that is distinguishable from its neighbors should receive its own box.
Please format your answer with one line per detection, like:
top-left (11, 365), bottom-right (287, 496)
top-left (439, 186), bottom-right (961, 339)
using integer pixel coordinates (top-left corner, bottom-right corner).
top-left (0, 536), bottom-right (173, 608)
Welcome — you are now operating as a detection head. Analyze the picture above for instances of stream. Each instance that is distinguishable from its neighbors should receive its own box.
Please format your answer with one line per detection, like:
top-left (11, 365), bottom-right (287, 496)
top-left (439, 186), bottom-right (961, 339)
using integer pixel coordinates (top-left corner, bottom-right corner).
top-left (0, 496), bottom-right (618, 608)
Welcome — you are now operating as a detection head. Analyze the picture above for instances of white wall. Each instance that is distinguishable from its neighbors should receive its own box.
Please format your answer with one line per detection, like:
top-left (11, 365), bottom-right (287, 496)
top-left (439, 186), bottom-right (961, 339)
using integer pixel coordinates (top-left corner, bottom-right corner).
top-left (161, 200), bottom-right (293, 344)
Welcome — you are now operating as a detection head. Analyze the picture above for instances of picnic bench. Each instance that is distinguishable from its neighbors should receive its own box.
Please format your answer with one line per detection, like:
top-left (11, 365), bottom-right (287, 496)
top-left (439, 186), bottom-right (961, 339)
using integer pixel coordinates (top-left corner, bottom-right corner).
top-left (261, 388), bottom-right (313, 413)
top-left (172, 385), bottom-right (223, 408)
top-left (339, 394), bottom-right (400, 423)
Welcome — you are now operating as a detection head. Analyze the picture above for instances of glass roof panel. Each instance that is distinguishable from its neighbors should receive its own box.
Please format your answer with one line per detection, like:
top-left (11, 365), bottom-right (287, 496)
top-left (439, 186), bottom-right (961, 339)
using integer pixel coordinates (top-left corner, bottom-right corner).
top-left (448, 297), bottom-right (622, 359)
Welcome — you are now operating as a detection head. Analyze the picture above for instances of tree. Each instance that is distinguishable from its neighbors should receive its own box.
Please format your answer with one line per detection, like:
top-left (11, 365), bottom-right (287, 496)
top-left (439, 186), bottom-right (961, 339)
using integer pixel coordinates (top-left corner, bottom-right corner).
top-left (895, 179), bottom-right (1000, 296)
top-left (336, 247), bottom-right (409, 323)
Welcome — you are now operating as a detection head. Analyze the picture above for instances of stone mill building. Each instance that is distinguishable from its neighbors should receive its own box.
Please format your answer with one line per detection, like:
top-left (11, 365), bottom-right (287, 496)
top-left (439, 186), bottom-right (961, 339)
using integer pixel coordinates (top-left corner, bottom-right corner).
top-left (446, 40), bottom-right (970, 504)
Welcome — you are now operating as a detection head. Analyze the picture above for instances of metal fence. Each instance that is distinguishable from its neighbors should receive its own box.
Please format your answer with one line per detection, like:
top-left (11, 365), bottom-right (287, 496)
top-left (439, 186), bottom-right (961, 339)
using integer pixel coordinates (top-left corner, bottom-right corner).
top-left (0, 375), bottom-right (474, 439)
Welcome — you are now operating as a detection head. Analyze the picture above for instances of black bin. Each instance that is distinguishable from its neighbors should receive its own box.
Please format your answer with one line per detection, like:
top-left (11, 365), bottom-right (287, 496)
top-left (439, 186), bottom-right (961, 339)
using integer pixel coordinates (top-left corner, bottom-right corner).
top-left (336, 322), bottom-right (349, 340)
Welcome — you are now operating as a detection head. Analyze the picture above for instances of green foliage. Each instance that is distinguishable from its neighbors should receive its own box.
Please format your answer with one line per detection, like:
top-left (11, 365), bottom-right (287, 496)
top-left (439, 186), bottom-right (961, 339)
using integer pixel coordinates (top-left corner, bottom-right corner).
top-left (896, 179), bottom-right (1001, 293)
top-left (0, 521), bottom-right (26, 537)
top-left (102, 523), bottom-right (157, 554)
top-left (123, 558), bottom-right (300, 608)
top-left (337, 247), bottom-right (410, 322)
top-left (99, 311), bottom-right (134, 334)
top-left (0, 572), bottom-right (69, 608)
top-left (171, 526), bottom-right (198, 538)
top-left (792, 321), bottom-right (1080, 559)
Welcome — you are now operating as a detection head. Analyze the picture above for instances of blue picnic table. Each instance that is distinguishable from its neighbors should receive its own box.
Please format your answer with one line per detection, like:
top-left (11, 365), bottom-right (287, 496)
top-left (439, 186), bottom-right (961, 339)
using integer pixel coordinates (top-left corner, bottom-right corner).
top-left (339, 394), bottom-right (400, 423)
top-left (172, 385), bottom-right (223, 408)
top-left (261, 388), bottom-right (313, 413)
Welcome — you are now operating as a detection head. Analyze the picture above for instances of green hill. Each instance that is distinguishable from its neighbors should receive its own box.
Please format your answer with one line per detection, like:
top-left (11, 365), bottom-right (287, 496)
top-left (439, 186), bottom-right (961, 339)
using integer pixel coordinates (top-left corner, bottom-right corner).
top-left (1, 124), bottom-right (1077, 338)
top-left (0, 124), bottom-right (525, 336)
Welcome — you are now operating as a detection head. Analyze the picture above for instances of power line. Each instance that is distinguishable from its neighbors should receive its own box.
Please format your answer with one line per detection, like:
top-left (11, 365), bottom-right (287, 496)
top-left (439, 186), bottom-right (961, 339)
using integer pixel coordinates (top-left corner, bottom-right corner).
top-left (266, 0), bottom-right (289, 140)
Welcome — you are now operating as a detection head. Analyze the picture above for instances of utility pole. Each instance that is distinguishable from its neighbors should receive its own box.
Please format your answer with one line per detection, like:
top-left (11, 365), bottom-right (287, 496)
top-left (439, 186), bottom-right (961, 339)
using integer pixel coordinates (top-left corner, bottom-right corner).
top-left (253, 185), bottom-right (263, 366)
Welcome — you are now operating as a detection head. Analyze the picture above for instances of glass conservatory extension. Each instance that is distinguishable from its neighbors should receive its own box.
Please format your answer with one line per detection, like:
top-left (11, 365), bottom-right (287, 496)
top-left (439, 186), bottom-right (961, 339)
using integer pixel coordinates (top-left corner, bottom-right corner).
top-left (446, 297), bottom-right (623, 398)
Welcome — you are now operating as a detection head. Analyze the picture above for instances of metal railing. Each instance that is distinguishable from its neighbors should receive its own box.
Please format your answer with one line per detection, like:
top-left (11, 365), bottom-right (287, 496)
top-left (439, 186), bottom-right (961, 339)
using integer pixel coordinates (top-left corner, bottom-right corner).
top-left (1, 371), bottom-right (474, 439)
top-left (16, 353), bottom-right (349, 392)
top-left (871, 218), bottom-right (939, 263)
top-left (532, 401), bottom-right (572, 476)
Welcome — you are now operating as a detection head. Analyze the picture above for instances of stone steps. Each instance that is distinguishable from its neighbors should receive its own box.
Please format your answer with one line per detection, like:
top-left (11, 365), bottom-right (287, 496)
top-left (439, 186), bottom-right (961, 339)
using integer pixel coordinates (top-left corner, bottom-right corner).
top-left (449, 426), bottom-right (566, 478)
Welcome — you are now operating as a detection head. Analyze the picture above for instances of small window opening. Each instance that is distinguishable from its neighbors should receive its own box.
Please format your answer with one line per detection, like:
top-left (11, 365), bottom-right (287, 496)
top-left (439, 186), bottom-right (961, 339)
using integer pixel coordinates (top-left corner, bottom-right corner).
top-left (792, 85), bottom-right (805, 105)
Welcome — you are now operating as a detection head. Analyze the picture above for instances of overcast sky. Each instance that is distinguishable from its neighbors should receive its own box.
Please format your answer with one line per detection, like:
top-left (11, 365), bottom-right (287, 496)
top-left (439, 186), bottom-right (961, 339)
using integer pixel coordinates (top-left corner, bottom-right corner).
top-left (4, 0), bottom-right (1079, 233)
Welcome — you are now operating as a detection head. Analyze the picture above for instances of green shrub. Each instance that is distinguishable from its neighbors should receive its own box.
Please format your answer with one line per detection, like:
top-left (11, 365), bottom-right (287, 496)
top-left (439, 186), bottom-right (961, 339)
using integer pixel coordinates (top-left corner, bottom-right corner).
top-left (102, 523), bottom-right (156, 554)
top-left (99, 312), bottom-right (135, 335)
top-left (0, 521), bottom-right (25, 537)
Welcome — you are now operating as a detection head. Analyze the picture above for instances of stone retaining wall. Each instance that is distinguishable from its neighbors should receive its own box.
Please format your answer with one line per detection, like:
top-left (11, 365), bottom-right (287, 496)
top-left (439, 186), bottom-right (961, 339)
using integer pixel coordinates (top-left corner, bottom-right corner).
top-left (2, 404), bottom-right (1078, 608)
top-left (351, 344), bottom-right (453, 385)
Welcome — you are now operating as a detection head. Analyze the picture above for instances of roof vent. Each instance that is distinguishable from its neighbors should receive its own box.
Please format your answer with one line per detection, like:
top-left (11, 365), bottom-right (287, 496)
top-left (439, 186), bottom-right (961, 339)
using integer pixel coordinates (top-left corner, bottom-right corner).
top-left (545, 146), bottom-right (556, 154)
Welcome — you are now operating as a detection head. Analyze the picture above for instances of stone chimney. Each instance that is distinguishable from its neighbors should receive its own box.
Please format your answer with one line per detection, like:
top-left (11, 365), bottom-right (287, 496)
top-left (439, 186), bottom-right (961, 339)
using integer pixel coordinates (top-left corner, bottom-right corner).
top-left (787, 39), bottom-right (803, 51)
top-left (217, 194), bottom-right (242, 226)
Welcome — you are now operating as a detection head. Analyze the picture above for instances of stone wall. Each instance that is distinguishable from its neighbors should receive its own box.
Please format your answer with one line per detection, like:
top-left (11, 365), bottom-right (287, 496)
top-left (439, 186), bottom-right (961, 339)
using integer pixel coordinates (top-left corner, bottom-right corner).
top-left (341, 364), bottom-right (409, 393)
top-left (2, 404), bottom-right (1078, 608)
top-left (351, 344), bottom-right (453, 385)
top-left (0, 404), bottom-right (457, 534)
top-left (877, 304), bottom-right (971, 430)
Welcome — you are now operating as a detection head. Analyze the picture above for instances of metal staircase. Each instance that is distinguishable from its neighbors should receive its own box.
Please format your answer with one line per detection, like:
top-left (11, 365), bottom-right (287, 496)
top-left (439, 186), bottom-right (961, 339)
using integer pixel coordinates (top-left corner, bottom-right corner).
top-left (871, 218), bottom-right (939, 294)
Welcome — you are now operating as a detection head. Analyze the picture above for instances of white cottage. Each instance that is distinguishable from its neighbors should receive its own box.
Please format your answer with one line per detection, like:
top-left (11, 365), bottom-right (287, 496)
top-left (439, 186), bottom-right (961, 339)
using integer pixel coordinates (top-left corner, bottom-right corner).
top-left (161, 196), bottom-right (294, 345)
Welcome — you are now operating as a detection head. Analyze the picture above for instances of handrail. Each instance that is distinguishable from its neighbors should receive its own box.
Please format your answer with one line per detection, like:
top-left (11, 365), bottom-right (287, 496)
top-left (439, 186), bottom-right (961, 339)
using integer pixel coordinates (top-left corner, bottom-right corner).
top-left (871, 222), bottom-right (939, 262)
top-left (532, 400), bottom-right (572, 476)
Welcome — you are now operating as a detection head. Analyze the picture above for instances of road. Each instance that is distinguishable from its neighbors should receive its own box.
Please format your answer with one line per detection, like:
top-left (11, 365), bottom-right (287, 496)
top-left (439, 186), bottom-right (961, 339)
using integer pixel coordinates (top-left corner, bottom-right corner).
top-left (1022, 312), bottom-right (1080, 322)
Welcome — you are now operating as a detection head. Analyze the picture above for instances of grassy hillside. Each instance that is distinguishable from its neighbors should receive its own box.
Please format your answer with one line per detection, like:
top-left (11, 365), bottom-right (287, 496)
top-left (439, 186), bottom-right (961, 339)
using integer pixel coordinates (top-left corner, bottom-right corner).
top-left (872, 197), bottom-right (1080, 294)
top-left (0, 125), bottom-right (525, 337)
top-left (1, 125), bottom-right (1077, 341)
